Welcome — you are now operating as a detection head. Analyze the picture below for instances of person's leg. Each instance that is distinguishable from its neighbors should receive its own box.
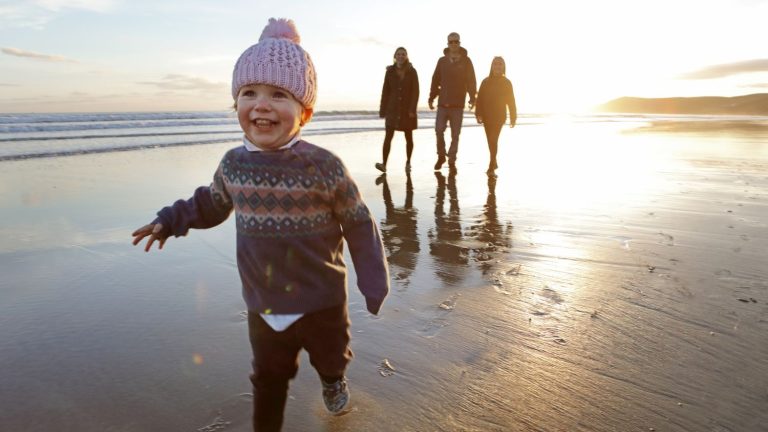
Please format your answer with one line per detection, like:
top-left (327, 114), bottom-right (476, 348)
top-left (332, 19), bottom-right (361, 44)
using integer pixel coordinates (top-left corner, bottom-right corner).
top-left (376, 128), bottom-right (394, 172)
top-left (404, 129), bottom-right (414, 170)
top-left (484, 122), bottom-right (502, 172)
top-left (434, 107), bottom-right (449, 169)
top-left (382, 128), bottom-right (394, 165)
top-left (299, 304), bottom-right (353, 413)
top-left (447, 108), bottom-right (463, 167)
top-left (247, 312), bottom-right (302, 432)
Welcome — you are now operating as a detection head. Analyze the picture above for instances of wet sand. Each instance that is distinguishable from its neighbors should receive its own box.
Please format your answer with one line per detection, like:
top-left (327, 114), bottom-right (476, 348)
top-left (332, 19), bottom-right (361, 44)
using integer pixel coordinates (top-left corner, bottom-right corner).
top-left (1, 118), bottom-right (767, 431)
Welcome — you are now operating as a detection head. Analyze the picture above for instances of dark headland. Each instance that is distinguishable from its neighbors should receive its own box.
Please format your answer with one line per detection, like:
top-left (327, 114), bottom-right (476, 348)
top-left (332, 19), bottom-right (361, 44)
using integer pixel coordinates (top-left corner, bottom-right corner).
top-left (597, 93), bottom-right (768, 115)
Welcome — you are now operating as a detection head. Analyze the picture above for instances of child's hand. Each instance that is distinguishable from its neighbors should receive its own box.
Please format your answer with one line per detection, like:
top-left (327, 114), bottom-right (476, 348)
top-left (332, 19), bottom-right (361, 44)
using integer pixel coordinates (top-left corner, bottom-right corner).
top-left (132, 223), bottom-right (167, 252)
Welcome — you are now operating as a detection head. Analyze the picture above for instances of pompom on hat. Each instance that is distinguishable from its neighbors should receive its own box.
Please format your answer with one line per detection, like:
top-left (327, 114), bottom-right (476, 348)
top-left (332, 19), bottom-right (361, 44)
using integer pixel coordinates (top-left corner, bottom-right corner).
top-left (231, 18), bottom-right (317, 109)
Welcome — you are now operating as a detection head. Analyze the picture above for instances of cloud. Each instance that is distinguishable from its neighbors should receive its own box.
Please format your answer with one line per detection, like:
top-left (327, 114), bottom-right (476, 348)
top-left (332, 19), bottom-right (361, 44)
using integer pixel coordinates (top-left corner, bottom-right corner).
top-left (2, 47), bottom-right (78, 63)
top-left (32, 0), bottom-right (116, 13)
top-left (137, 74), bottom-right (227, 92)
top-left (681, 59), bottom-right (768, 79)
top-left (0, 0), bottom-right (116, 29)
top-left (335, 36), bottom-right (390, 47)
top-left (741, 83), bottom-right (768, 89)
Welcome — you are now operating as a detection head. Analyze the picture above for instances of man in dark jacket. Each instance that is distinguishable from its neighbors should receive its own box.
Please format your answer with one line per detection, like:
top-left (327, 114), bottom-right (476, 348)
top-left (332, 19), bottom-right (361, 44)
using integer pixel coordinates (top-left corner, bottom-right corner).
top-left (428, 32), bottom-right (477, 171)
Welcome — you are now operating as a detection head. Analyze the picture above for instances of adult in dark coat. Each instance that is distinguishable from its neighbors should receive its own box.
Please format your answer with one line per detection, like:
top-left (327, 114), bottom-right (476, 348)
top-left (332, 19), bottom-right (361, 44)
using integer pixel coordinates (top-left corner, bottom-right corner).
top-left (377, 47), bottom-right (419, 173)
top-left (475, 56), bottom-right (516, 175)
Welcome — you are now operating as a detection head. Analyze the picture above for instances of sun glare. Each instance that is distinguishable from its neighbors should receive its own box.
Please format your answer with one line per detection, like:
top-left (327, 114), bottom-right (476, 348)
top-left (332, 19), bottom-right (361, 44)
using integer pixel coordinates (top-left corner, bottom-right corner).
top-left (493, 116), bottom-right (663, 213)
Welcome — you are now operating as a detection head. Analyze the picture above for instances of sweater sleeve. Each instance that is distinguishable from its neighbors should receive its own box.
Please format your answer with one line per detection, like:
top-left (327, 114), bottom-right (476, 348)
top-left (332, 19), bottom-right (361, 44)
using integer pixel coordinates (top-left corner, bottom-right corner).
top-left (466, 57), bottom-right (478, 105)
top-left (154, 158), bottom-right (233, 238)
top-left (331, 159), bottom-right (390, 315)
top-left (507, 79), bottom-right (517, 125)
top-left (429, 59), bottom-right (442, 103)
top-left (476, 79), bottom-right (487, 118)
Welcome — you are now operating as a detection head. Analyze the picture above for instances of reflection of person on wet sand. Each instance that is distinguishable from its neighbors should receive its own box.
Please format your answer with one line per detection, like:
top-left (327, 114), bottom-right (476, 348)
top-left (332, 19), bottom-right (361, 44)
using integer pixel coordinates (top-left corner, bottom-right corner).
top-left (377, 173), bottom-right (420, 288)
top-left (428, 171), bottom-right (468, 285)
top-left (467, 176), bottom-right (513, 274)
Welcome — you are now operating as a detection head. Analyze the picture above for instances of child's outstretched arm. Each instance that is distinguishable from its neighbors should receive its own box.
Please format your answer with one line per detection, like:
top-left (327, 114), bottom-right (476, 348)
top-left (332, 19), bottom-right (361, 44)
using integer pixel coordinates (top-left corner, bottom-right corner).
top-left (131, 153), bottom-right (233, 253)
top-left (132, 223), bottom-right (167, 252)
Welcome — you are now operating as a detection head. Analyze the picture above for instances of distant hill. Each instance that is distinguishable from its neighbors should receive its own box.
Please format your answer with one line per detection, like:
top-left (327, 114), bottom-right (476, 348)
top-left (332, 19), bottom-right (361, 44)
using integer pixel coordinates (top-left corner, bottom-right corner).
top-left (598, 93), bottom-right (768, 115)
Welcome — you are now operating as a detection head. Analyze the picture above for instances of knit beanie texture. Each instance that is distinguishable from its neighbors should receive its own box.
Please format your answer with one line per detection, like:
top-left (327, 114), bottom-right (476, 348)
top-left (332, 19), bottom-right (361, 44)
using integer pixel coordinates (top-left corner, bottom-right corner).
top-left (231, 18), bottom-right (317, 108)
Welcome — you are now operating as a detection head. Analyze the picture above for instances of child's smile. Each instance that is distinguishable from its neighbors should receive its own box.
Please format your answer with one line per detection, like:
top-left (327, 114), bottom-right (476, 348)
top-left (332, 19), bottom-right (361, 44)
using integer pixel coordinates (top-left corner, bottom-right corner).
top-left (237, 84), bottom-right (313, 150)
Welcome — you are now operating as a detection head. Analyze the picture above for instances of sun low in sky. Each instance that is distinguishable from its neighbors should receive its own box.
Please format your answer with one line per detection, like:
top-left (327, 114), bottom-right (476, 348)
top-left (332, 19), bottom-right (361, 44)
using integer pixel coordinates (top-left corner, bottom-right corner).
top-left (1, 0), bottom-right (767, 114)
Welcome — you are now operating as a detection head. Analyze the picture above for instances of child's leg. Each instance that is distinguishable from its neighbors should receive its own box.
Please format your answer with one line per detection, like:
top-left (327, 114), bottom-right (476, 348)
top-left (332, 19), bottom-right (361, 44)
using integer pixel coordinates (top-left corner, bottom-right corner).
top-left (247, 312), bottom-right (302, 432)
top-left (298, 304), bottom-right (353, 380)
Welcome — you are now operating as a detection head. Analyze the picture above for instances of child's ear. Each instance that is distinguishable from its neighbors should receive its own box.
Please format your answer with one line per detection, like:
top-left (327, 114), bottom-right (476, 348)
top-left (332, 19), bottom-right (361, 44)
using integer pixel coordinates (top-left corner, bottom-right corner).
top-left (300, 108), bottom-right (314, 126)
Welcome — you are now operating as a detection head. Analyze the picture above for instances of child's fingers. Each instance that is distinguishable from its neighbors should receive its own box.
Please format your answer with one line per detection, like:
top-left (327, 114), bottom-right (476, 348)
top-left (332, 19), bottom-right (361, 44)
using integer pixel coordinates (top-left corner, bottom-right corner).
top-left (132, 224), bottom-right (153, 237)
top-left (144, 236), bottom-right (156, 252)
top-left (131, 225), bottom-right (152, 246)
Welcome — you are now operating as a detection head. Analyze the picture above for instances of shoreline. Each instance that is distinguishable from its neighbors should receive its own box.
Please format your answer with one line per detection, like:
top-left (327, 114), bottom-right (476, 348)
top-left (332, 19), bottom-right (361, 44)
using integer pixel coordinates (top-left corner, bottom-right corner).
top-left (2, 124), bottom-right (767, 431)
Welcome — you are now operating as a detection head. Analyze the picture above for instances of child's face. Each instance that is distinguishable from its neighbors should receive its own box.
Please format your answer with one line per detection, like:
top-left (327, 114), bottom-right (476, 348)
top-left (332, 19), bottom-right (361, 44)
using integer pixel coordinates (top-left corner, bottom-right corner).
top-left (236, 84), bottom-right (313, 150)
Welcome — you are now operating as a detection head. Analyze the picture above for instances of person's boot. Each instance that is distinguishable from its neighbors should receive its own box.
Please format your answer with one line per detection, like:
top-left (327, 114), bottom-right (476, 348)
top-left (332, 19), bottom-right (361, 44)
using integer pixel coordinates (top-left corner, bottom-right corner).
top-left (375, 162), bottom-right (386, 173)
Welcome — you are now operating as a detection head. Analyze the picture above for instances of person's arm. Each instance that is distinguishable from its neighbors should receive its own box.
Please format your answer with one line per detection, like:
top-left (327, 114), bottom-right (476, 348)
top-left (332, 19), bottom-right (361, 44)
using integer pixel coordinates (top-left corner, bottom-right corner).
top-left (409, 67), bottom-right (419, 117)
top-left (475, 79), bottom-right (486, 124)
top-left (132, 158), bottom-right (233, 252)
top-left (428, 59), bottom-right (441, 110)
top-left (379, 68), bottom-right (389, 118)
top-left (507, 79), bottom-right (517, 127)
top-left (331, 159), bottom-right (390, 315)
top-left (466, 57), bottom-right (478, 109)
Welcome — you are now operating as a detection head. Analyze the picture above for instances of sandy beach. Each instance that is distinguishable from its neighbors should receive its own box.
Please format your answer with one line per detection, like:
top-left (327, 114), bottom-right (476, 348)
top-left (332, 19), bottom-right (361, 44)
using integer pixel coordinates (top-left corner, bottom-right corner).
top-left (1, 118), bottom-right (767, 431)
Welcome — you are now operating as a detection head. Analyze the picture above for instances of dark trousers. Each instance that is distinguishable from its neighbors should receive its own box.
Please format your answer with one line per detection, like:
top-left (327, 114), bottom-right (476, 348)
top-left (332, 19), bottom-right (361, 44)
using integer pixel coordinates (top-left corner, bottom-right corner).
top-left (483, 122), bottom-right (503, 168)
top-left (247, 304), bottom-right (352, 431)
top-left (382, 128), bottom-right (414, 165)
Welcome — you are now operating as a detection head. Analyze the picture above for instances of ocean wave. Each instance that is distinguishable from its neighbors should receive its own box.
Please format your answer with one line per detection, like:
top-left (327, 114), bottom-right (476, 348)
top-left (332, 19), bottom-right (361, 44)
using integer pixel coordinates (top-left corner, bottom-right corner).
top-left (0, 126), bottom-right (385, 161)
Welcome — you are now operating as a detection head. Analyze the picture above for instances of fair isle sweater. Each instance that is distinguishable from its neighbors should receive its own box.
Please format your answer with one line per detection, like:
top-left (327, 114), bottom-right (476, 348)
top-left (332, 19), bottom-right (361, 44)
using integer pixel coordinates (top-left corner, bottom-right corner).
top-left (154, 140), bottom-right (389, 316)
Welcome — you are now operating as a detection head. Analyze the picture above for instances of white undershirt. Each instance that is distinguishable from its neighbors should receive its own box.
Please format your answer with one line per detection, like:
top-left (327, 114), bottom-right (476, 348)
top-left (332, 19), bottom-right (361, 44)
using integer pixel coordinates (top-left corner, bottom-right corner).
top-left (243, 133), bottom-right (304, 332)
top-left (243, 133), bottom-right (300, 152)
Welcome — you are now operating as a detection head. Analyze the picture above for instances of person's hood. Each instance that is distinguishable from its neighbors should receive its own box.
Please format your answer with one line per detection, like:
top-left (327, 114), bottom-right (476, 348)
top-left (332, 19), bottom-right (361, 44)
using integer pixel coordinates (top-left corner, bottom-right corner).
top-left (442, 46), bottom-right (468, 57)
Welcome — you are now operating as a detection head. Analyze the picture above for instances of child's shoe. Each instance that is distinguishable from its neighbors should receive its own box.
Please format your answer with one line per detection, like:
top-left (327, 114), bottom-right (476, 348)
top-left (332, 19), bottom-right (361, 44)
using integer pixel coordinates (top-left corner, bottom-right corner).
top-left (375, 162), bottom-right (386, 173)
top-left (321, 377), bottom-right (350, 414)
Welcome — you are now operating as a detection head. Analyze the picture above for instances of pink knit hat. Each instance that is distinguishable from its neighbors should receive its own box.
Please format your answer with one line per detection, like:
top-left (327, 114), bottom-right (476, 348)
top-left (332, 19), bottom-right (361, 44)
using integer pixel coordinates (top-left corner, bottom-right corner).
top-left (231, 18), bottom-right (317, 109)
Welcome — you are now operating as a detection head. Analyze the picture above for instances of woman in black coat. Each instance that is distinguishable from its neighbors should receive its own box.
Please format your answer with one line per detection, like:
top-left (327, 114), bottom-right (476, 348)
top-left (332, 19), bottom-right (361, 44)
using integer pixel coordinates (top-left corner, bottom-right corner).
top-left (475, 56), bottom-right (516, 175)
top-left (377, 47), bottom-right (419, 173)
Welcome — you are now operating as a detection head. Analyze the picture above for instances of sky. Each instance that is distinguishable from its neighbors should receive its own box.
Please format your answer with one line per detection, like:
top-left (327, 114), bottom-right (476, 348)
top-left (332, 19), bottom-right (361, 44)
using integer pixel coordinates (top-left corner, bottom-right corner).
top-left (1, 0), bottom-right (767, 114)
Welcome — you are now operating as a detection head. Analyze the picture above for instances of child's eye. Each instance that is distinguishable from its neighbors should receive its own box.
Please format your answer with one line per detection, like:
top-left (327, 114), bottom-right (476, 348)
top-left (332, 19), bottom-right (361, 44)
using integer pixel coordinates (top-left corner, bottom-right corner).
top-left (241, 90), bottom-right (255, 97)
top-left (272, 91), bottom-right (288, 99)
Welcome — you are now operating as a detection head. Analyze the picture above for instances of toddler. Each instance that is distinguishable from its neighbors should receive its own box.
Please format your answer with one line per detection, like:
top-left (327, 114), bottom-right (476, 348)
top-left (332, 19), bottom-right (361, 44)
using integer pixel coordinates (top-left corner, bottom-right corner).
top-left (132, 17), bottom-right (389, 431)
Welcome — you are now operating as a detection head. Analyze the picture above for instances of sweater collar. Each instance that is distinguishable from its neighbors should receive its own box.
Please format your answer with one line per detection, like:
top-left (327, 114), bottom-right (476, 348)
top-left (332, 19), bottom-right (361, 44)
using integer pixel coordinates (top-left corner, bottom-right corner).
top-left (243, 133), bottom-right (301, 152)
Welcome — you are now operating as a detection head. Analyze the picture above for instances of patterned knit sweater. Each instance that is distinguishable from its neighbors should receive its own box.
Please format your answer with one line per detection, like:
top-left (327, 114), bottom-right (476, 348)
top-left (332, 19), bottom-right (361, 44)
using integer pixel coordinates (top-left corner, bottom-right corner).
top-left (154, 140), bottom-right (389, 315)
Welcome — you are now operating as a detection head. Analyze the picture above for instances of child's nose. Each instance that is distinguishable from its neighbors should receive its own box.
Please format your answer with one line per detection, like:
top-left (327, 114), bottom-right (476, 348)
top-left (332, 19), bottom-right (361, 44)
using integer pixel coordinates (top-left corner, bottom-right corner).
top-left (252, 96), bottom-right (271, 111)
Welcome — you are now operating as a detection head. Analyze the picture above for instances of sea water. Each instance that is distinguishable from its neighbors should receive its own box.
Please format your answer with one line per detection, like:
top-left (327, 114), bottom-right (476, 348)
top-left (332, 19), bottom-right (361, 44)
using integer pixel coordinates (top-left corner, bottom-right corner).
top-left (0, 110), bottom-right (742, 161)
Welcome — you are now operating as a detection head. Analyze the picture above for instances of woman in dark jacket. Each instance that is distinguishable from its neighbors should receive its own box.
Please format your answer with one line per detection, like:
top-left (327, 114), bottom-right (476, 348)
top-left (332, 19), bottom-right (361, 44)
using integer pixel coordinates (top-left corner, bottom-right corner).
top-left (377, 47), bottom-right (419, 173)
top-left (475, 56), bottom-right (516, 175)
